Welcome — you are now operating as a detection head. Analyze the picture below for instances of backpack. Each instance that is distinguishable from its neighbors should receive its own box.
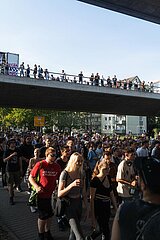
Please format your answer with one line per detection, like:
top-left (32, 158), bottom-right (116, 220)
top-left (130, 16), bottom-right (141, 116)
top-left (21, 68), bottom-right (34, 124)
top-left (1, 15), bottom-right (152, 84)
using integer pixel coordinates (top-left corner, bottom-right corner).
top-left (40, 68), bottom-right (43, 73)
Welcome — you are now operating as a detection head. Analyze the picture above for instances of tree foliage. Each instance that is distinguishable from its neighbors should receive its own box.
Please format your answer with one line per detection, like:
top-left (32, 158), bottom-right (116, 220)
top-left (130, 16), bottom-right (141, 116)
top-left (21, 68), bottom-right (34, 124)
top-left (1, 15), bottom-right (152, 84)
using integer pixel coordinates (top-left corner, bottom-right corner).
top-left (0, 107), bottom-right (87, 132)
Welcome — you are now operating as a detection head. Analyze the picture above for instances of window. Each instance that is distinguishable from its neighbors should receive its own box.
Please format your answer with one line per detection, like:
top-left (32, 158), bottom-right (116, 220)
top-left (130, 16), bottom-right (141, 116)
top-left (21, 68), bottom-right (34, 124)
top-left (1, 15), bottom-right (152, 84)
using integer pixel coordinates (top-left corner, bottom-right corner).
top-left (139, 121), bottom-right (143, 126)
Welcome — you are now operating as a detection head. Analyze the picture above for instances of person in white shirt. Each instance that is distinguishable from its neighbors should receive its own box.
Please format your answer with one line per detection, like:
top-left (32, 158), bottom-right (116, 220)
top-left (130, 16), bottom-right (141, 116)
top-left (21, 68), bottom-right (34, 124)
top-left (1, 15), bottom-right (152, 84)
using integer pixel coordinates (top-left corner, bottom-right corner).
top-left (136, 140), bottom-right (149, 157)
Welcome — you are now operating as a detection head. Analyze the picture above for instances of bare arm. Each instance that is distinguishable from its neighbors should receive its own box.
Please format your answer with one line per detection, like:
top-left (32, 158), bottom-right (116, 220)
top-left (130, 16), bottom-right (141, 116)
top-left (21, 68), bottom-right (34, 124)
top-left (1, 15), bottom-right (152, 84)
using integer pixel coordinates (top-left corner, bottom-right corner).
top-left (111, 210), bottom-right (121, 240)
top-left (3, 152), bottom-right (17, 162)
top-left (117, 178), bottom-right (136, 187)
top-left (58, 178), bottom-right (81, 198)
top-left (28, 175), bottom-right (42, 193)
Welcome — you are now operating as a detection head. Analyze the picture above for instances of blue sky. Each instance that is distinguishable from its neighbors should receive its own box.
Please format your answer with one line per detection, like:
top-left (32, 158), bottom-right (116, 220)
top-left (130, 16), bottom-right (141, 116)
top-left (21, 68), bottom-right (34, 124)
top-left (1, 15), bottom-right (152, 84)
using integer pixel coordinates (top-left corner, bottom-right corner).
top-left (1, 0), bottom-right (160, 82)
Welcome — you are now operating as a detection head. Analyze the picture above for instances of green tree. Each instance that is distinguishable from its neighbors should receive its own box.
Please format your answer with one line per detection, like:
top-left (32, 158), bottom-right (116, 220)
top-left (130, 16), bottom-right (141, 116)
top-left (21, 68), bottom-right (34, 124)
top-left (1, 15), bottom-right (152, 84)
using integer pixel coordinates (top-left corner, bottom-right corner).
top-left (0, 107), bottom-right (87, 133)
top-left (5, 108), bottom-right (34, 129)
top-left (0, 108), bottom-right (12, 130)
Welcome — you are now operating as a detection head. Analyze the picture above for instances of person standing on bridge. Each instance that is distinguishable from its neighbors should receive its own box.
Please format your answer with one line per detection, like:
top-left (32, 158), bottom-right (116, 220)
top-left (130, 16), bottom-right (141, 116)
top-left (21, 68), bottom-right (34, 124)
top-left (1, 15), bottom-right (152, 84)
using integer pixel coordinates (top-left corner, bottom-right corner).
top-left (26, 64), bottom-right (30, 78)
top-left (19, 62), bottom-right (25, 77)
top-left (33, 64), bottom-right (37, 78)
top-left (79, 71), bottom-right (83, 84)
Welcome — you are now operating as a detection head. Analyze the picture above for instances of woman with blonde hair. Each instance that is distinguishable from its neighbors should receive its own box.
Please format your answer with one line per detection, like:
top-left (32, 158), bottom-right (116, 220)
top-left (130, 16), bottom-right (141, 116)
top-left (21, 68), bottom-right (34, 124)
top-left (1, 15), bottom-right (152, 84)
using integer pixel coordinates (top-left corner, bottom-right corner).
top-left (58, 152), bottom-right (87, 240)
top-left (86, 161), bottom-right (117, 240)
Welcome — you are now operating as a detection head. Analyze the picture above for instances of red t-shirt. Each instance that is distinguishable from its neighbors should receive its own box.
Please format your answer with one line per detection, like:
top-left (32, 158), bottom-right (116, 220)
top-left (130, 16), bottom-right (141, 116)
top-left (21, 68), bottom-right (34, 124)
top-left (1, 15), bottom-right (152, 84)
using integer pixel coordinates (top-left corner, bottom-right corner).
top-left (30, 160), bottom-right (61, 198)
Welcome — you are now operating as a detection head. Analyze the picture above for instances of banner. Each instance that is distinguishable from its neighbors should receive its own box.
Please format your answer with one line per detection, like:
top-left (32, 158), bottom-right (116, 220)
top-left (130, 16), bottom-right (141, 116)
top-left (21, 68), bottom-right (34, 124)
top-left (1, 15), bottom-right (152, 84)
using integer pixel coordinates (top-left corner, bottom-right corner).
top-left (7, 53), bottom-right (19, 76)
top-left (8, 63), bottom-right (18, 76)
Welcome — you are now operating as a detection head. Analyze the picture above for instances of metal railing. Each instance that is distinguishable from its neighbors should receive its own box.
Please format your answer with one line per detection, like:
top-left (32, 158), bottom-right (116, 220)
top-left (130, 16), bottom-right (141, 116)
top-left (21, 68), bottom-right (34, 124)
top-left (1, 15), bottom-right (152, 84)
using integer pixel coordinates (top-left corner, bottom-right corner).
top-left (0, 65), bottom-right (160, 93)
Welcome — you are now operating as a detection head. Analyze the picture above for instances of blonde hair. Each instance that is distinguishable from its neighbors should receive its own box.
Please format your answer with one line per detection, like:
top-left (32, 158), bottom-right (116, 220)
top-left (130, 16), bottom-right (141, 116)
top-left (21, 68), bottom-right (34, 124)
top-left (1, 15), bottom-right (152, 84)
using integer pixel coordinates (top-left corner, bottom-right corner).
top-left (65, 152), bottom-right (84, 173)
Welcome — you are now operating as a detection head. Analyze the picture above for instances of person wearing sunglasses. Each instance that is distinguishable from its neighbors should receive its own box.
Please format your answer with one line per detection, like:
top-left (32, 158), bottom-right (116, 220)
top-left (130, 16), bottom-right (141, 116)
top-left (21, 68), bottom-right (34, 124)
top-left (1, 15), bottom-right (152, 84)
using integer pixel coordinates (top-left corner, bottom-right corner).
top-left (29, 147), bottom-right (61, 240)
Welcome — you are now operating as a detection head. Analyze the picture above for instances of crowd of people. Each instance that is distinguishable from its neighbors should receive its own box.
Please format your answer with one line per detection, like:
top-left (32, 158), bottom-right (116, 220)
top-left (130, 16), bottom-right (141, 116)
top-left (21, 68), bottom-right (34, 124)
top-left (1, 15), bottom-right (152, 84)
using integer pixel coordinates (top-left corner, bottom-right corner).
top-left (0, 130), bottom-right (160, 239)
top-left (0, 61), bottom-right (156, 92)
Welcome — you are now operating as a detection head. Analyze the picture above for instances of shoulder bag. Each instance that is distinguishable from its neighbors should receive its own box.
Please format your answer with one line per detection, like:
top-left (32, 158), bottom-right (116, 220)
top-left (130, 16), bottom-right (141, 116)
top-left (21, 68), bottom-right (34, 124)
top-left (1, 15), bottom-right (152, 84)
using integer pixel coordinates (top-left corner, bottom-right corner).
top-left (28, 161), bottom-right (42, 207)
top-left (55, 170), bottom-right (70, 217)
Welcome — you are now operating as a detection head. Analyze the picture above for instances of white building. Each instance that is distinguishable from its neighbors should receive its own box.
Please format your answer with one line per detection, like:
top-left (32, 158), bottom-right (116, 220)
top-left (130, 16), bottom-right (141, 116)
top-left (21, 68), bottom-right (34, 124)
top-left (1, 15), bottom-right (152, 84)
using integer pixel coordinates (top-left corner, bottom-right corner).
top-left (101, 114), bottom-right (147, 135)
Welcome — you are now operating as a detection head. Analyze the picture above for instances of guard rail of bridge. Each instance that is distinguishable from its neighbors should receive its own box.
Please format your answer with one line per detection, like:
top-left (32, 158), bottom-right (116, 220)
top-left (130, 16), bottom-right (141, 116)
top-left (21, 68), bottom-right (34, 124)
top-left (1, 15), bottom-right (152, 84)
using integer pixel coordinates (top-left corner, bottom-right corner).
top-left (0, 67), bottom-right (160, 94)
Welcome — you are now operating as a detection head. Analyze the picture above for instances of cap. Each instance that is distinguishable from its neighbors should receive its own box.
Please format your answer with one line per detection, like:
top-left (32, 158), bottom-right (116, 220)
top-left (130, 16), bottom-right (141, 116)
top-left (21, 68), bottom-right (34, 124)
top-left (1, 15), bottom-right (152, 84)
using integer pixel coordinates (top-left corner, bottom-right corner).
top-left (134, 157), bottom-right (160, 193)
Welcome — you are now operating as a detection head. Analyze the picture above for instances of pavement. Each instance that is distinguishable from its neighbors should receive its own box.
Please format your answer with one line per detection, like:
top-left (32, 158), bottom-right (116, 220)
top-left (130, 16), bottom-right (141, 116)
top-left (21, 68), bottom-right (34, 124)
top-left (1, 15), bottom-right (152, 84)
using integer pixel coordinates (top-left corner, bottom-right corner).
top-left (0, 177), bottom-right (95, 240)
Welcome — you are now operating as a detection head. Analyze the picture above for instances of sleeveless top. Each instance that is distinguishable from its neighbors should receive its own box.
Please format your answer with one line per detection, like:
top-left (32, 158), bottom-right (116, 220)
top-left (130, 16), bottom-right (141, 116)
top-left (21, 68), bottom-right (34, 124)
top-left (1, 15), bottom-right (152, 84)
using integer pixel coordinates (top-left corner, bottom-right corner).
top-left (90, 176), bottom-right (112, 201)
top-left (59, 170), bottom-right (84, 199)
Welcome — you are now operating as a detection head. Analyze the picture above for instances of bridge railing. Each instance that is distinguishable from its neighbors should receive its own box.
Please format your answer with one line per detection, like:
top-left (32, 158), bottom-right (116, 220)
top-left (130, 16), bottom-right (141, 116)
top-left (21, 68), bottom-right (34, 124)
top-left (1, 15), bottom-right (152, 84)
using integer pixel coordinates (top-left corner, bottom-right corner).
top-left (0, 66), bottom-right (160, 93)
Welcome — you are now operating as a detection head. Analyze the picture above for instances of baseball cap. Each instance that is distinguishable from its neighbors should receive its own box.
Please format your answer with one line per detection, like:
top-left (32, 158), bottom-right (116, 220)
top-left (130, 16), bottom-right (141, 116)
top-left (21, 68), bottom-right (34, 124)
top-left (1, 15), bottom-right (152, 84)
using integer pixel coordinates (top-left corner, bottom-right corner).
top-left (134, 157), bottom-right (160, 193)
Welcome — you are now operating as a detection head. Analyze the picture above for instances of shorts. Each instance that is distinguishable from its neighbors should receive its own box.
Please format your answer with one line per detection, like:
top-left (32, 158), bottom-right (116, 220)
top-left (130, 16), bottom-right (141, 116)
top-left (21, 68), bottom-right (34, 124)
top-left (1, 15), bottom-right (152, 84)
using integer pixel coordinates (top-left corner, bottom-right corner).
top-left (6, 171), bottom-right (21, 186)
top-left (37, 197), bottom-right (53, 220)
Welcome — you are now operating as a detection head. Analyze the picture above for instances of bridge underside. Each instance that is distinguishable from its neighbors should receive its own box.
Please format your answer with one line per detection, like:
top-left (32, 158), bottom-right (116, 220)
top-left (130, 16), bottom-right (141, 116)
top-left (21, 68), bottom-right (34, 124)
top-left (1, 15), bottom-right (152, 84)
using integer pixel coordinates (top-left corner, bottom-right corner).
top-left (78, 0), bottom-right (160, 25)
top-left (0, 76), bottom-right (160, 116)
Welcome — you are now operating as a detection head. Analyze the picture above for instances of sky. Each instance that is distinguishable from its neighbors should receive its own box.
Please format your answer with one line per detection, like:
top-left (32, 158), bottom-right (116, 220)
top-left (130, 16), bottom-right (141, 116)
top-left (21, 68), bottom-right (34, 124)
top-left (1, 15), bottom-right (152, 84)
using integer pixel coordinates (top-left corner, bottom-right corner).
top-left (1, 0), bottom-right (160, 82)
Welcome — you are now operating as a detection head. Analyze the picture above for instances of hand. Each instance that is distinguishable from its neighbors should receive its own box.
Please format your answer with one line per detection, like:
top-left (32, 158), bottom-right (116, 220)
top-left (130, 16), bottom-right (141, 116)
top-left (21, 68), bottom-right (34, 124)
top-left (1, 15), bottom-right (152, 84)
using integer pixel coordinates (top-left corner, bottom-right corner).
top-left (130, 180), bottom-right (137, 187)
top-left (35, 185), bottom-right (43, 193)
top-left (72, 178), bottom-right (81, 187)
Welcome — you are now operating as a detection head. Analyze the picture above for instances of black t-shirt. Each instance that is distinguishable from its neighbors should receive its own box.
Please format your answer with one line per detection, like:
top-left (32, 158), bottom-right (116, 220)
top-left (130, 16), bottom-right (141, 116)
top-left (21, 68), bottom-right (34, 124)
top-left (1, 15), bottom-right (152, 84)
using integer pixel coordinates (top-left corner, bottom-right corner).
top-left (4, 148), bottom-right (22, 172)
top-left (39, 146), bottom-right (47, 158)
top-left (56, 157), bottom-right (67, 172)
top-left (119, 199), bottom-right (160, 240)
top-left (19, 144), bottom-right (34, 159)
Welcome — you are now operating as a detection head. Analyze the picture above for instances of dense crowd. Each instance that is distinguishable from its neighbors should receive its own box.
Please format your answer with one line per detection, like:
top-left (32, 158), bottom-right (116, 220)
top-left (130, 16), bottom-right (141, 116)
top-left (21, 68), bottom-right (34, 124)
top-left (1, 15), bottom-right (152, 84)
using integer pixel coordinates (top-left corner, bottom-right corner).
top-left (0, 130), bottom-right (160, 239)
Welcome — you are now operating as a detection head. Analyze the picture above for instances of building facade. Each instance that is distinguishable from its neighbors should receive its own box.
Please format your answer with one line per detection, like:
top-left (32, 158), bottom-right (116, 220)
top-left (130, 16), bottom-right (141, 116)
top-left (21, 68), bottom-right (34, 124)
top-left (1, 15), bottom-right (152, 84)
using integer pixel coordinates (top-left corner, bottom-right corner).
top-left (85, 113), bottom-right (147, 135)
top-left (101, 114), bottom-right (147, 135)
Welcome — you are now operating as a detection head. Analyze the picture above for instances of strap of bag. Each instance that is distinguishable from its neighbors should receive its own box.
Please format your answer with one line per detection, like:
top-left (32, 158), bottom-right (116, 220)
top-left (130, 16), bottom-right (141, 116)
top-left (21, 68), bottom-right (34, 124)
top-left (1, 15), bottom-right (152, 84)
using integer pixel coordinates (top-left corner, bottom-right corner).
top-left (36, 161), bottom-right (42, 183)
top-left (64, 170), bottom-right (69, 187)
top-left (102, 176), bottom-right (106, 183)
top-left (136, 209), bottom-right (160, 240)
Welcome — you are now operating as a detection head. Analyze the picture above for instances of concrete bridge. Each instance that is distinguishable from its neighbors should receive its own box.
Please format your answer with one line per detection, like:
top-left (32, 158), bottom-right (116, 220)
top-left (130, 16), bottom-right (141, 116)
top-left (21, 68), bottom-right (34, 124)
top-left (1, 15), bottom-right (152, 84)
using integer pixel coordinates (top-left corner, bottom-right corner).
top-left (78, 0), bottom-right (160, 25)
top-left (0, 74), bottom-right (160, 116)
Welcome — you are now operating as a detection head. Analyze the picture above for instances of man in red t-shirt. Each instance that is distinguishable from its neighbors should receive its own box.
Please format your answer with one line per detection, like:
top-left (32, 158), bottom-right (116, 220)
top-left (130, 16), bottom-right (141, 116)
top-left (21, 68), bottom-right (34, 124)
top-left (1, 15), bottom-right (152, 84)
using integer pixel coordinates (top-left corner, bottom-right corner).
top-left (29, 147), bottom-right (61, 240)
